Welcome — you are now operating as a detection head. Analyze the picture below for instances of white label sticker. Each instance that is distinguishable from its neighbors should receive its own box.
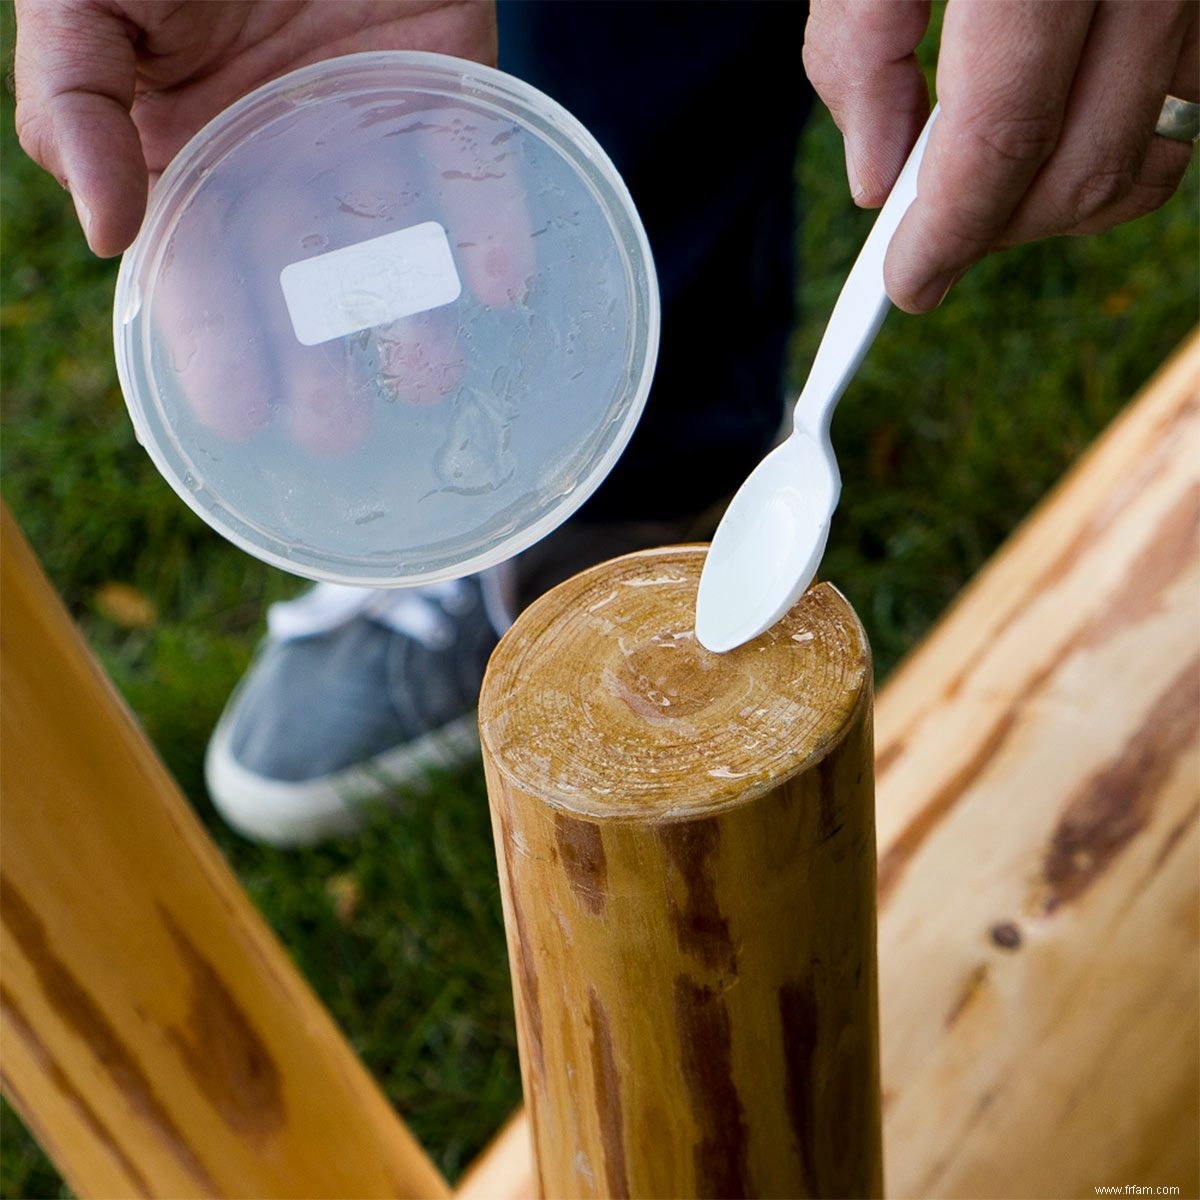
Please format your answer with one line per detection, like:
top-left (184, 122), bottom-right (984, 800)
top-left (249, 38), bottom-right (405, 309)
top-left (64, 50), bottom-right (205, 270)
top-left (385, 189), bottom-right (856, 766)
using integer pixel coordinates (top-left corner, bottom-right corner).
top-left (279, 221), bottom-right (462, 346)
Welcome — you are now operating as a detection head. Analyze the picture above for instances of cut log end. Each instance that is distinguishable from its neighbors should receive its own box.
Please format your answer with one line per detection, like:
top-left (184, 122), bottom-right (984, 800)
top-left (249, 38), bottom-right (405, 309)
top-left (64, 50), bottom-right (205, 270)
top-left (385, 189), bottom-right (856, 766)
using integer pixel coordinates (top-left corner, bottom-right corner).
top-left (479, 545), bottom-right (871, 819)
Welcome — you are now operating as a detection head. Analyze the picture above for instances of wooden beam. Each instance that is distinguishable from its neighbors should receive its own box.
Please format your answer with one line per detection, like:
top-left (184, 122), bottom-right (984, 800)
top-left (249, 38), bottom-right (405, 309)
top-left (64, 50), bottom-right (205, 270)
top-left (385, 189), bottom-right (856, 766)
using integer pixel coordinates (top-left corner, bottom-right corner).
top-left (454, 1110), bottom-right (534, 1200)
top-left (0, 505), bottom-right (450, 1199)
top-left (479, 554), bottom-right (881, 1199)
top-left (876, 333), bottom-right (1200, 1199)
top-left (457, 332), bottom-right (1200, 1199)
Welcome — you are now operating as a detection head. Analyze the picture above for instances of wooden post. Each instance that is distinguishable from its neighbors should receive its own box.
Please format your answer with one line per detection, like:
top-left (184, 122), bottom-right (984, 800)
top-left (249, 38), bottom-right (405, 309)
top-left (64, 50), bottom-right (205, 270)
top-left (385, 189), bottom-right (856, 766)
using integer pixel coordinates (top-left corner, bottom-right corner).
top-left (0, 504), bottom-right (449, 1200)
top-left (478, 548), bottom-right (880, 1200)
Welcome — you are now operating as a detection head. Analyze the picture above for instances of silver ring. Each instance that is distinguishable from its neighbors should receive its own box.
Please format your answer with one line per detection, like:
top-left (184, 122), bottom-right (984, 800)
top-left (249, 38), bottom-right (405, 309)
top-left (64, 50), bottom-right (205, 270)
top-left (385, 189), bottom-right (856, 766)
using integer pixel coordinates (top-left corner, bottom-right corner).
top-left (1155, 95), bottom-right (1200, 144)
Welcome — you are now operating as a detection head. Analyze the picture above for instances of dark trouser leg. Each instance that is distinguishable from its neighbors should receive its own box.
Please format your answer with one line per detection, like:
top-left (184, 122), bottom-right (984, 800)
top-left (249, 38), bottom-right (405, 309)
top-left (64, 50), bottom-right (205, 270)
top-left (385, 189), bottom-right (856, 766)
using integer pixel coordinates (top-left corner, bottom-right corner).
top-left (498, 0), bottom-right (812, 523)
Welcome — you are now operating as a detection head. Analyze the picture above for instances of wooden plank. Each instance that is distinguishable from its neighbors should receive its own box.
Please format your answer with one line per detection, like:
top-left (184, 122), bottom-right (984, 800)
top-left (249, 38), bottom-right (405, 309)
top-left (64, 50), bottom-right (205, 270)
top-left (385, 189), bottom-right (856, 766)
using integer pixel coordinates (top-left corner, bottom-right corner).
top-left (457, 332), bottom-right (1199, 1199)
top-left (0, 505), bottom-right (450, 1200)
top-left (479, 556), bottom-right (881, 1198)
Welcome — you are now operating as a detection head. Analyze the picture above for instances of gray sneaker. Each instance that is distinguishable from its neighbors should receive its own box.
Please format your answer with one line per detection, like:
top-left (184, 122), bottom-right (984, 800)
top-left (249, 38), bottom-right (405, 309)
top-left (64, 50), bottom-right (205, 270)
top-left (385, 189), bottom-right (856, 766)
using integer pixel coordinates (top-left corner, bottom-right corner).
top-left (204, 519), bottom-right (695, 845)
top-left (205, 573), bottom-right (510, 845)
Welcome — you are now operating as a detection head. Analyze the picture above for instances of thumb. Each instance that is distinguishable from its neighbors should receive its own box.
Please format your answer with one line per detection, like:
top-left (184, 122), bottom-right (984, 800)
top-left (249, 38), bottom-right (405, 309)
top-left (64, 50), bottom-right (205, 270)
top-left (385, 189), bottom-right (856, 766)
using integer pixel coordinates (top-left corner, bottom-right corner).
top-left (14, 0), bottom-right (148, 256)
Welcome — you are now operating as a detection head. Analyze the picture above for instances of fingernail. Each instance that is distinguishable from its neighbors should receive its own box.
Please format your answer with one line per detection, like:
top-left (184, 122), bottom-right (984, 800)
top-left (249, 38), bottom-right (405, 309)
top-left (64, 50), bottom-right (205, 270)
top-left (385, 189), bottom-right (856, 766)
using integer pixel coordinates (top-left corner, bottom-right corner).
top-left (912, 270), bottom-right (959, 312)
top-left (843, 136), bottom-right (864, 203)
top-left (71, 191), bottom-right (94, 241)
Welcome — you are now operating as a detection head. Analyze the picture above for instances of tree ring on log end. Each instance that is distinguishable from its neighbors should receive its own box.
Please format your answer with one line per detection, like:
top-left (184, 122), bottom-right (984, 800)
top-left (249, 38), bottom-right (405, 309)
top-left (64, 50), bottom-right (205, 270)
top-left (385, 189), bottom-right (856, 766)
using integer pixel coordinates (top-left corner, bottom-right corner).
top-left (479, 545), bottom-right (871, 819)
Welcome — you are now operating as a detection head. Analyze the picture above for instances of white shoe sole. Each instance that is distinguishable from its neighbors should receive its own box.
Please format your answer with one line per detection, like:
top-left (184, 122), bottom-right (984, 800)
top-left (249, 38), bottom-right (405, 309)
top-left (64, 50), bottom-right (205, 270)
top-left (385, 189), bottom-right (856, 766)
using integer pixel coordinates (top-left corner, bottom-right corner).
top-left (204, 708), bottom-right (481, 847)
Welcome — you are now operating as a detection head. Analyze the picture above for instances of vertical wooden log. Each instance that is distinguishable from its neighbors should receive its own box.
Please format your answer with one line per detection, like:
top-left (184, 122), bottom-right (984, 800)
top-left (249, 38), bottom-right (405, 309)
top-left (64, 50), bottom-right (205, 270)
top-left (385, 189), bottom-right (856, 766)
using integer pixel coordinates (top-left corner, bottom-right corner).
top-left (478, 547), bottom-right (880, 1200)
top-left (0, 504), bottom-right (449, 1199)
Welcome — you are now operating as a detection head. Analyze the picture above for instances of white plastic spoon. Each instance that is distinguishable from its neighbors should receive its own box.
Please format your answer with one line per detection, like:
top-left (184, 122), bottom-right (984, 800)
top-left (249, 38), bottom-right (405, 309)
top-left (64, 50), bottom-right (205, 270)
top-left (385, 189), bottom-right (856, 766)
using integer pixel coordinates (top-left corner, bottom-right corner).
top-left (695, 106), bottom-right (939, 652)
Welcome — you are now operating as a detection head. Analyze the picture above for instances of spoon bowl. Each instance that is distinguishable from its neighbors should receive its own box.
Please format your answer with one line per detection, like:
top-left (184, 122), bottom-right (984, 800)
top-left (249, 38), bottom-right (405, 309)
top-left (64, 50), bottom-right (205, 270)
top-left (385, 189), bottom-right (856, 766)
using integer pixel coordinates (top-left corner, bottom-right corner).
top-left (694, 433), bottom-right (839, 652)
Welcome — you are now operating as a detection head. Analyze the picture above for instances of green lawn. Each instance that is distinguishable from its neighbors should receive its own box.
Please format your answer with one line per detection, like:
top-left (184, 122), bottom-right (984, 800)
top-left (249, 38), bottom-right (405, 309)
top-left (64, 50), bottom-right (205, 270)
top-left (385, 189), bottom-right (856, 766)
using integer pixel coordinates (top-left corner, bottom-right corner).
top-left (1, 8), bottom-right (1197, 1197)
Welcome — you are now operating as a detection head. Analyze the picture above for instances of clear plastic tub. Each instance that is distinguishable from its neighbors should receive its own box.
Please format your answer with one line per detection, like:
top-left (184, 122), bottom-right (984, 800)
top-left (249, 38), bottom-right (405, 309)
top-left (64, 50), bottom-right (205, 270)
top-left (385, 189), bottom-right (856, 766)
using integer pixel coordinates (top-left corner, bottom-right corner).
top-left (114, 51), bottom-right (659, 586)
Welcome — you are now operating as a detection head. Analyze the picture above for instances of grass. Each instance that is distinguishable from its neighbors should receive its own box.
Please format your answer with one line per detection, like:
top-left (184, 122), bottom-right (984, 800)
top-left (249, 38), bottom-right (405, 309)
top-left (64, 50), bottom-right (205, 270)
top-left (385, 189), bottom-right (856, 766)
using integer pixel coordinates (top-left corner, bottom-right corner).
top-left (1, 6), bottom-right (1197, 1196)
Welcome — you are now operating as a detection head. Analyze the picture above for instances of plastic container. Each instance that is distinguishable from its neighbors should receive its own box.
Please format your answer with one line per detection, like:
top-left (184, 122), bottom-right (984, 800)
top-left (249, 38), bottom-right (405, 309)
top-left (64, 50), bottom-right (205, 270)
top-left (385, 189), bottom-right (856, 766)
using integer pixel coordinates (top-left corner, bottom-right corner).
top-left (114, 51), bottom-right (659, 586)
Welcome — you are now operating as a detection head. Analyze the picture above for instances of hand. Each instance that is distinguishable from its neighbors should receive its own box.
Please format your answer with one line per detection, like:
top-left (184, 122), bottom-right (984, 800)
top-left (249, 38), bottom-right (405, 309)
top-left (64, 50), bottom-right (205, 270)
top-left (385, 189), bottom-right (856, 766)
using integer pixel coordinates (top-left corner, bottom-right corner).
top-left (803, 0), bottom-right (1198, 312)
top-left (15, 0), bottom-right (530, 459)
top-left (14, 0), bottom-right (498, 256)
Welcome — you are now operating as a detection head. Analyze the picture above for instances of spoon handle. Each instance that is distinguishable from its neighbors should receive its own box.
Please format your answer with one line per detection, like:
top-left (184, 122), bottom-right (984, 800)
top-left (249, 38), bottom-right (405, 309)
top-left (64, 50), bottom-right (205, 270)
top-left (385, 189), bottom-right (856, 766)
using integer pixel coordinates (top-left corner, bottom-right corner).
top-left (793, 104), bottom-right (939, 440)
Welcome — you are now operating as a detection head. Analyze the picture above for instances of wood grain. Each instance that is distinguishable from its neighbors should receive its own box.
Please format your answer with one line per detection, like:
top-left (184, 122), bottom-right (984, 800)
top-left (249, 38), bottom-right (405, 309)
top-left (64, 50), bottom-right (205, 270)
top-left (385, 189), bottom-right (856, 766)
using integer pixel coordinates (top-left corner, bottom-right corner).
top-left (0, 505), bottom-right (449, 1200)
top-left (458, 333), bottom-right (1200, 1200)
top-left (479, 552), bottom-right (881, 1199)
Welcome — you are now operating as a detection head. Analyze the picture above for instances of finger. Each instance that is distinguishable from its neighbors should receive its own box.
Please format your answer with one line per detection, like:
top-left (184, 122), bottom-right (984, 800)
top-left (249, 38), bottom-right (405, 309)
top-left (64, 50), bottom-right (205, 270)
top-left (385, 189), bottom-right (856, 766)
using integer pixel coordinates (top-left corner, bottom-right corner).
top-left (127, 0), bottom-right (499, 174)
top-left (284, 352), bottom-right (374, 459)
top-left (419, 107), bottom-right (537, 308)
top-left (885, 0), bottom-right (1098, 312)
top-left (1171, 0), bottom-right (1200, 105)
top-left (375, 312), bottom-right (465, 408)
top-left (267, 132), bottom-right (453, 446)
top-left (1063, 138), bottom-right (1192, 238)
top-left (1067, 1), bottom-right (1197, 235)
top-left (802, 0), bottom-right (932, 205)
top-left (13, 0), bottom-right (148, 256)
top-left (256, 155), bottom-right (380, 457)
top-left (236, 232), bottom-right (375, 461)
top-left (998, 0), bottom-right (1195, 246)
top-left (150, 185), bottom-right (275, 442)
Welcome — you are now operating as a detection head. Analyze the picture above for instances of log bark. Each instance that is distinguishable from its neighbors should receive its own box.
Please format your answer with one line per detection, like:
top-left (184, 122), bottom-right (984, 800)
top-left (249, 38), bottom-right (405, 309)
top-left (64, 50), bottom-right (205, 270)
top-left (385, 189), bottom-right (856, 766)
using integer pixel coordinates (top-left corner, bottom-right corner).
top-left (458, 333), bottom-right (1199, 1200)
top-left (478, 551), bottom-right (881, 1200)
top-left (0, 504), bottom-right (449, 1199)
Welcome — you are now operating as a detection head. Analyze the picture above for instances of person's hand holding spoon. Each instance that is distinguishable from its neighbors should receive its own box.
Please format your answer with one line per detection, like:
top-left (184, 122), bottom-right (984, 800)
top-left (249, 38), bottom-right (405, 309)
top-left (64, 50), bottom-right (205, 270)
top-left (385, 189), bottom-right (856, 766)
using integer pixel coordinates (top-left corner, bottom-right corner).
top-left (697, 0), bottom-right (1197, 651)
